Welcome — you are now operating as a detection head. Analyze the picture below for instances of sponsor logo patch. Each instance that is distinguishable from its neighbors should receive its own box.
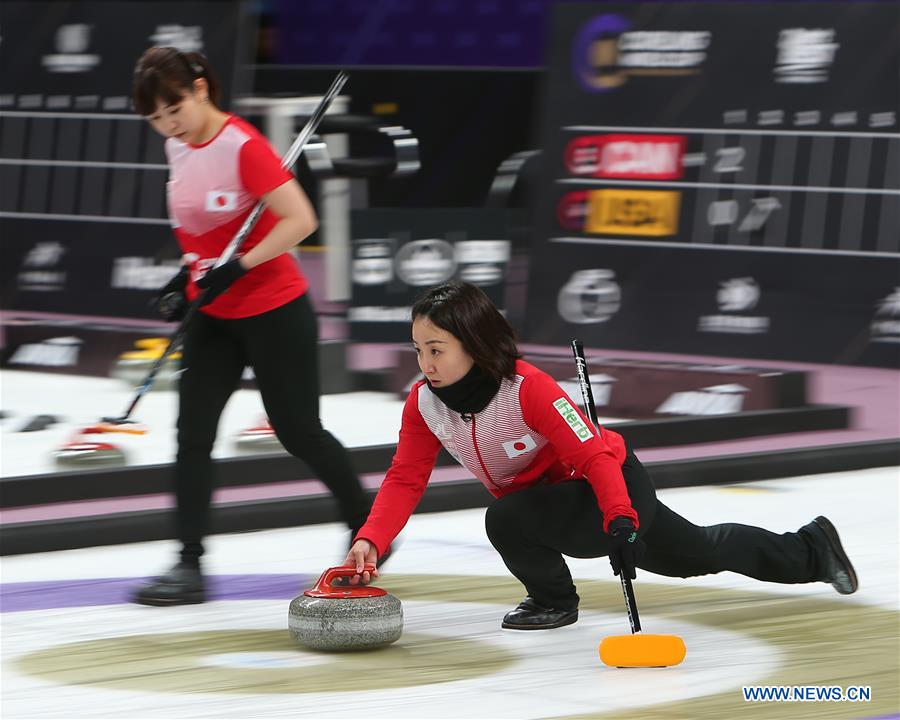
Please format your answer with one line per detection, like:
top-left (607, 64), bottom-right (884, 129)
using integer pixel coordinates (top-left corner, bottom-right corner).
top-left (552, 398), bottom-right (594, 443)
top-left (586, 189), bottom-right (680, 236)
top-left (565, 134), bottom-right (686, 179)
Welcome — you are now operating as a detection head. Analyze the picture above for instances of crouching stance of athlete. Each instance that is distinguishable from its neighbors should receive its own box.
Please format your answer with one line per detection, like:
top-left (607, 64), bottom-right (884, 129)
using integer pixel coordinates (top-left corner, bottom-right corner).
top-left (344, 281), bottom-right (858, 630)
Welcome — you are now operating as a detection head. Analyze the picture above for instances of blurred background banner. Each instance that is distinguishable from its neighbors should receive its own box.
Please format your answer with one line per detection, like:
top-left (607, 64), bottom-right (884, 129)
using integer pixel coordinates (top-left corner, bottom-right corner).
top-left (349, 208), bottom-right (512, 341)
top-left (0, 0), bottom-right (246, 318)
top-left (525, 1), bottom-right (900, 367)
top-left (272, 0), bottom-right (547, 67)
top-left (0, 1), bottom-right (245, 107)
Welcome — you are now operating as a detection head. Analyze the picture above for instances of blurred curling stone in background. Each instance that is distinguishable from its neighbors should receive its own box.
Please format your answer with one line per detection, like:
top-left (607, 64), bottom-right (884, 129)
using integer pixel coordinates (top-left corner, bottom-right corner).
top-left (289, 565), bottom-right (403, 651)
top-left (53, 426), bottom-right (127, 466)
top-left (52, 421), bottom-right (148, 467)
top-left (234, 415), bottom-right (284, 452)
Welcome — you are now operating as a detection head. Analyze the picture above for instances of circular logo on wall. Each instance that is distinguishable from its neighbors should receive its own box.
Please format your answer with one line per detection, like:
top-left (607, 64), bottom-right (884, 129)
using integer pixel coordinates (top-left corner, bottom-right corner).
top-left (717, 277), bottom-right (760, 312)
top-left (459, 264), bottom-right (503, 284)
top-left (870, 287), bottom-right (900, 343)
top-left (455, 240), bottom-right (509, 286)
top-left (352, 240), bottom-right (393, 286)
top-left (557, 269), bottom-right (621, 324)
top-left (571, 14), bottom-right (710, 94)
top-left (571, 14), bottom-right (632, 92)
top-left (58, 24), bottom-right (92, 53)
top-left (394, 239), bottom-right (456, 287)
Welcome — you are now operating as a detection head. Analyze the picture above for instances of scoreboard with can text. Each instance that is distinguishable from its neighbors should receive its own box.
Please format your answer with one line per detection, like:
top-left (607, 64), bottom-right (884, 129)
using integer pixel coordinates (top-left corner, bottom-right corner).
top-left (526, 2), bottom-right (900, 367)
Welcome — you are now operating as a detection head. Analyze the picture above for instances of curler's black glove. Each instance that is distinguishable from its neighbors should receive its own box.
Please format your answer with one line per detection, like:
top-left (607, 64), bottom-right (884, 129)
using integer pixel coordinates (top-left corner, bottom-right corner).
top-left (607, 516), bottom-right (645, 580)
top-left (196, 258), bottom-right (247, 305)
top-left (153, 265), bottom-right (189, 322)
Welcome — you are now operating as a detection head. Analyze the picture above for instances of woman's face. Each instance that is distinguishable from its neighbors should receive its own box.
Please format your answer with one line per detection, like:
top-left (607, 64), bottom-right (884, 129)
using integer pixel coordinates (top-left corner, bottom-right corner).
top-left (145, 81), bottom-right (209, 143)
top-left (412, 316), bottom-right (474, 388)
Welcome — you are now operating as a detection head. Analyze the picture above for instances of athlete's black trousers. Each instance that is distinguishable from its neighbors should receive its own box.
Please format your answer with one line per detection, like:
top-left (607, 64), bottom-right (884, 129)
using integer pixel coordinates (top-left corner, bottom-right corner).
top-left (174, 294), bottom-right (370, 562)
top-left (484, 451), bottom-right (824, 609)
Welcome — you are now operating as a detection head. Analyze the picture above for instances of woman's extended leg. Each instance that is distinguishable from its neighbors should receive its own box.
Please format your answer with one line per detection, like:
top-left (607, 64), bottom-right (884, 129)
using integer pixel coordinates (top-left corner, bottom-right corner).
top-left (639, 502), bottom-right (857, 592)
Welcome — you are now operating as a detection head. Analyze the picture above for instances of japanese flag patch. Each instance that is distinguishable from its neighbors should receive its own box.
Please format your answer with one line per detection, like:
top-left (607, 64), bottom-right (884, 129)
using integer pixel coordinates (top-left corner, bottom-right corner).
top-left (502, 433), bottom-right (537, 459)
top-left (205, 191), bottom-right (238, 212)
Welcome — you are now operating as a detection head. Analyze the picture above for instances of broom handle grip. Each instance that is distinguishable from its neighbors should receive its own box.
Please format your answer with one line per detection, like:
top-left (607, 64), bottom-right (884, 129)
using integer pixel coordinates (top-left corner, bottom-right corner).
top-left (571, 339), bottom-right (643, 636)
top-left (571, 339), bottom-right (599, 427)
top-left (621, 573), bottom-right (642, 634)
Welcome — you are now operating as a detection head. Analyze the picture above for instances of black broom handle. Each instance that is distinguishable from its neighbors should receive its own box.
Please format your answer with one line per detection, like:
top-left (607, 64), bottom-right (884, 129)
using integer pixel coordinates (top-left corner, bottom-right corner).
top-left (103, 71), bottom-right (350, 425)
top-left (571, 339), bottom-right (643, 635)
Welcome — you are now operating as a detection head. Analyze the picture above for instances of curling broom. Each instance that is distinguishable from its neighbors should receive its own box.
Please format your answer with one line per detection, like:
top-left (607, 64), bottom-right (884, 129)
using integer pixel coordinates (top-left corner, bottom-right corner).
top-left (571, 339), bottom-right (686, 668)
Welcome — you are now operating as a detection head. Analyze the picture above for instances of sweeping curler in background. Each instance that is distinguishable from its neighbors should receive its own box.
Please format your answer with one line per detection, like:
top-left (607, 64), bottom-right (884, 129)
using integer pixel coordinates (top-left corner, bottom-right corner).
top-left (99, 70), bottom-right (350, 429)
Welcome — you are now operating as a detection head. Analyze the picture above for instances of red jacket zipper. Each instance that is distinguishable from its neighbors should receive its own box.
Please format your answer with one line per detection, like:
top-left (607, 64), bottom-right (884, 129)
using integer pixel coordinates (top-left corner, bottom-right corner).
top-left (470, 416), bottom-right (500, 490)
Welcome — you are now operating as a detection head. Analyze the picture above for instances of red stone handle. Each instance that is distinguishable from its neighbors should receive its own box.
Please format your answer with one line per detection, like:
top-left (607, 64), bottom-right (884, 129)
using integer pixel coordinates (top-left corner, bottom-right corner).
top-left (304, 564), bottom-right (387, 598)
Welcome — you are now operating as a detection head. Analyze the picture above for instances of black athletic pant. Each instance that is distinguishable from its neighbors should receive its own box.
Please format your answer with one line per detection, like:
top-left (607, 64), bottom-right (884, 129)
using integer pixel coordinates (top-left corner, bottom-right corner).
top-left (484, 451), bottom-right (823, 610)
top-left (174, 293), bottom-right (370, 562)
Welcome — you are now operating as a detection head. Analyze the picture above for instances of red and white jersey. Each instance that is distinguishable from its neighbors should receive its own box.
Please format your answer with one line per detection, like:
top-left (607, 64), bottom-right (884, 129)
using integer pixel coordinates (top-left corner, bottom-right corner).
top-left (165, 114), bottom-right (308, 319)
top-left (357, 359), bottom-right (638, 556)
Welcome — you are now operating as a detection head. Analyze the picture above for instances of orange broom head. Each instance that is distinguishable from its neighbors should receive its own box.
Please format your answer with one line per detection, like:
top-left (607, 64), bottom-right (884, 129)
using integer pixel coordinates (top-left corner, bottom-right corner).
top-left (83, 422), bottom-right (149, 435)
top-left (599, 634), bottom-right (686, 668)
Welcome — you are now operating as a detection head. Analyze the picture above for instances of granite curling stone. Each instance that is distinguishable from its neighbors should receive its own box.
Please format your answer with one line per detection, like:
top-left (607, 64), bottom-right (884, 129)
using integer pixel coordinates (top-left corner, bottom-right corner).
top-left (53, 427), bottom-right (126, 466)
top-left (289, 564), bottom-right (403, 651)
top-left (233, 418), bottom-right (284, 452)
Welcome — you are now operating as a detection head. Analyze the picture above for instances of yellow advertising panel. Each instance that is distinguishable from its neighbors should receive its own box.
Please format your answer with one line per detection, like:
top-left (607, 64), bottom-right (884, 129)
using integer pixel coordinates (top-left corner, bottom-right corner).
top-left (586, 189), bottom-right (680, 236)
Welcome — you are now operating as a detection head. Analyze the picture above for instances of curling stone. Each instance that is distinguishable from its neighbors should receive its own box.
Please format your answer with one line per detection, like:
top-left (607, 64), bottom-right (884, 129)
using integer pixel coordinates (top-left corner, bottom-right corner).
top-left (289, 564), bottom-right (403, 651)
top-left (54, 439), bottom-right (125, 466)
top-left (53, 427), bottom-right (126, 466)
top-left (234, 418), bottom-right (284, 452)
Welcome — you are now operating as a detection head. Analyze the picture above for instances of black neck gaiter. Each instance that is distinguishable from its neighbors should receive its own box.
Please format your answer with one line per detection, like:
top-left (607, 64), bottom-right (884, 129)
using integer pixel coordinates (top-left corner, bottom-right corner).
top-left (426, 364), bottom-right (500, 416)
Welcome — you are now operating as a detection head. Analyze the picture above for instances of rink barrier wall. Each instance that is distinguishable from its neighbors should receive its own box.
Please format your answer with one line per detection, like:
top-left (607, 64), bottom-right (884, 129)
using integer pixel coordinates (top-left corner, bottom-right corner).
top-left (0, 404), bottom-right (851, 508)
top-left (1, 438), bottom-right (895, 556)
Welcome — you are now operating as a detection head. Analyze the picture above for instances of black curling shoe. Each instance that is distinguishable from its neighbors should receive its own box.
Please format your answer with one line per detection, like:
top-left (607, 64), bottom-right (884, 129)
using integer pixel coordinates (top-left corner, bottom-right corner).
top-left (132, 561), bottom-right (206, 606)
top-left (803, 516), bottom-right (859, 595)
top-left (501, 596), bottom-right (579, 630)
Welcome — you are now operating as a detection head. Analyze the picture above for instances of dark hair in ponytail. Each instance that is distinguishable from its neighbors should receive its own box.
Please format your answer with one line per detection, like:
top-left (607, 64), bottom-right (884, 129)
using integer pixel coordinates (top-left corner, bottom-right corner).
top-left (132, 47), bottom-right (220, 116)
